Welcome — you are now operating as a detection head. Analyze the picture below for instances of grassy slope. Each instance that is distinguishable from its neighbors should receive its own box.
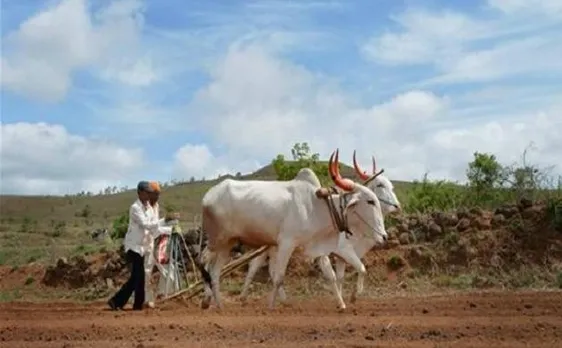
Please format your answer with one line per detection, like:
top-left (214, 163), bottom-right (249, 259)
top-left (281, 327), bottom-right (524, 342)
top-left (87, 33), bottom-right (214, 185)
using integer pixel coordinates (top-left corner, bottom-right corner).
top-left (0, 161), bottom-right (414, 265)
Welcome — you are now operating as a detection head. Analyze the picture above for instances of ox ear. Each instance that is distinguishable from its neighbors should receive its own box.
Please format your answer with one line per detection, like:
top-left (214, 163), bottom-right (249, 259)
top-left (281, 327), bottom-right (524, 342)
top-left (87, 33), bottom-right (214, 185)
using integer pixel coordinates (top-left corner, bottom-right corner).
top-left (345, 196), bottom-right (360, 210)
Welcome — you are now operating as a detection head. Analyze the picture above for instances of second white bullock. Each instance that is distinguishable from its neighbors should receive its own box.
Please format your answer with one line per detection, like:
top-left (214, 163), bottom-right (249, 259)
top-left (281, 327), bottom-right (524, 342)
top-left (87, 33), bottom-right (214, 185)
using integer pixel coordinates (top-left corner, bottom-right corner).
top-left (197, 149), bottom-right (388, 310)
top-left (326, 150), bottom-right (402, 298)
top-left (239, 150), bottom-right (402, 303)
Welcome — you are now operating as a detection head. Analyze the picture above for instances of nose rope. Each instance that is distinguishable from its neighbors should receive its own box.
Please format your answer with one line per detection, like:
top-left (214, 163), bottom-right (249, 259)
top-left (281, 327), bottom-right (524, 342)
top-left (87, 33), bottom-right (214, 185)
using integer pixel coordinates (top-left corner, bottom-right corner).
top-left (378, 197), bottom-right (399, 209)
top-left (352, 211), bottom-right (386, 240)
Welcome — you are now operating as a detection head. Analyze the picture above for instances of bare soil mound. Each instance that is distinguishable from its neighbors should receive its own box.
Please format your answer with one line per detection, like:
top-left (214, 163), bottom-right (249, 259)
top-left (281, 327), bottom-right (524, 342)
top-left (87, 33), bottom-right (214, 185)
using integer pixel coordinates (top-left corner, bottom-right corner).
top-left (42, 249), bottom-right (128, 289)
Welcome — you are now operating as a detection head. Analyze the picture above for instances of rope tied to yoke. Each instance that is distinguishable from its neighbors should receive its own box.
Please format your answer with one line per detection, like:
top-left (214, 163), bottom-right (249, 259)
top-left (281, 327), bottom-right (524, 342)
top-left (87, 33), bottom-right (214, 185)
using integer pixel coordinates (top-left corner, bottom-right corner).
top-left (322, 186), bottom-right (352, 239)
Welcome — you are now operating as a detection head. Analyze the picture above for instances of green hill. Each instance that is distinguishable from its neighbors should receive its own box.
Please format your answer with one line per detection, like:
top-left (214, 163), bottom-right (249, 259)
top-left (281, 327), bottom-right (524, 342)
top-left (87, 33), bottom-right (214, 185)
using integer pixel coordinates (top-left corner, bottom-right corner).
top-left (0, 161), bottom-right (413, 225)
top-left (0, 161), bottom-right (415, 265)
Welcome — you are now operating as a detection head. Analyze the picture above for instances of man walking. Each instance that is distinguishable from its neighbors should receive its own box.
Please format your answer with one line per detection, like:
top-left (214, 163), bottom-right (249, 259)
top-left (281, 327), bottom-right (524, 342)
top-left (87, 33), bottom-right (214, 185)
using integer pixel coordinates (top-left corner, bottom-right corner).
top-left (107, 181), bottom-right (175, 310)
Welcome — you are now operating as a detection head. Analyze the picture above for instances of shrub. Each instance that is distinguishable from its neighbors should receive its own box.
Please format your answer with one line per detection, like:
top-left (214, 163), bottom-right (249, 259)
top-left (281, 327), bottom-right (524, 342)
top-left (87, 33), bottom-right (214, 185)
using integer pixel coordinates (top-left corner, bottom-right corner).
top-left (111, 212), bottom-right (129, 239)
top-left (404, 174), bottom-right (465, 213)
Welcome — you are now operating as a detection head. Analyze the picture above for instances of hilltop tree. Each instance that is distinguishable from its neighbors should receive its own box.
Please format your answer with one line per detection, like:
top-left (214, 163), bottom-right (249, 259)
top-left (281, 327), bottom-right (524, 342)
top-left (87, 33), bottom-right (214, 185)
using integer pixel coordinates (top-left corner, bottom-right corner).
top-left (502, 144), bottom-right (552, 201)
top-left (466, 152), bottom-right (505, 197)
top-left (272, 142), bottom-right (331, 186)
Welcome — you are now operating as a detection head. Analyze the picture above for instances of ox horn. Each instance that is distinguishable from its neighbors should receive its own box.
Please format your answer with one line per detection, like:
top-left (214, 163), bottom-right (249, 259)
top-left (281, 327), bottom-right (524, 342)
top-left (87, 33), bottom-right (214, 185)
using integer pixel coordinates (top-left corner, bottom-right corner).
top-left (330, 148), bottom-right (355, 191)
top-left (372, 155), bottom-right (385, 178)
top-left (361, 154), bottom-right (386, 186)
top-left (352, 150), bottom-right (370, 181)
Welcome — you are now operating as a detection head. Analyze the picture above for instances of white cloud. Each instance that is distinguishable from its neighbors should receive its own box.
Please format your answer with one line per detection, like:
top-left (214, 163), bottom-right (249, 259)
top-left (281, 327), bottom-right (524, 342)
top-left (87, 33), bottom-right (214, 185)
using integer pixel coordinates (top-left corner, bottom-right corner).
top-left (424, 106), bottom-right (562, 180)
top-left (172, 143), bottom-right (262, 181)
top-left (487, 0), bottom-right (562, 17)
top-left (430, 34), bottom-right (562, 84)
top-left (190, 44), bottom-right (325, 158)
top-left (361, 1), bottom-right (562, 84)
top-left (98, 56), bottom-right (159, 87)
top-left (173, 144), bottom-right (222, 180)
top-left (0, 0), bottom-right (156, 102)
top-left (2, 1), bottom-right (560, 195)
top-left (361, 9), bottom-right (479, 66)
top-left (0, 122), bottom-right (144, 195)
top-left (179, 43), bottom-right (561, 184)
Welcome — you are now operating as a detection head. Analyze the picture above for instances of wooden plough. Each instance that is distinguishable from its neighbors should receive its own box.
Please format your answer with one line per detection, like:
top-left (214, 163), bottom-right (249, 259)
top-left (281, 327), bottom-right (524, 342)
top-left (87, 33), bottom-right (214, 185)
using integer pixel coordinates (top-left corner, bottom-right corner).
top-left (160, 245), bottom-right (270, 303)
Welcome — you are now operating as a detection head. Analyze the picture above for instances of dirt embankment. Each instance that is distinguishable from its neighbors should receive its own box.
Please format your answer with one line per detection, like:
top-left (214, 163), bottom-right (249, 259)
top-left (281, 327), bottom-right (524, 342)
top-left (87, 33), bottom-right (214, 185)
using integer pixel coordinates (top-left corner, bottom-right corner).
top-left (380, 199), bottom-right (562, 282)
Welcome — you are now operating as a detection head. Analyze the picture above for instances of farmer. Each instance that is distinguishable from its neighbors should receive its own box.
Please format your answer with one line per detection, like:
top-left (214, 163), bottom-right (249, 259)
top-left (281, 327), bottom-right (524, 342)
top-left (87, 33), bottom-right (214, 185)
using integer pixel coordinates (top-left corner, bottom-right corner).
top-left (144, 183), bottom-right (181, 308)
top-left (107, 180), bottom-right (177, 310)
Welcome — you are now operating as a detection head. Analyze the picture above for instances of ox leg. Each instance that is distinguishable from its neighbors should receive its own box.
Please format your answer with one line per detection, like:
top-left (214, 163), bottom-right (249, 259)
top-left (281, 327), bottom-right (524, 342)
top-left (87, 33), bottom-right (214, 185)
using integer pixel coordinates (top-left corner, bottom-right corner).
top-left (268, 243), bottom-right (294, 310)
top-left (240, 250), bottom-right (268, 302)
top-left (333, 247), bottom-right (366, 305)
top-left (201, 249), bottom-right (230, 310)
top-left (266, 248), bottom-right (287, 302)
top-left (318, 255), bottom-right (346, 310)
top-left (210, 250), bottom-right (230, 310)
top-left (201, 249), bottom-right (215, 310)
top-left (334, 258), bottom-right (346, 295)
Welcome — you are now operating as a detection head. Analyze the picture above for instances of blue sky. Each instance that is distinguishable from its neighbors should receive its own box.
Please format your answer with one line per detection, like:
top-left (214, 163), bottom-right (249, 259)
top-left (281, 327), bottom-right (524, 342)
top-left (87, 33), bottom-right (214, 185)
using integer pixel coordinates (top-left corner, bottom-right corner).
top-left (1, 0), bottom-right (561, 195)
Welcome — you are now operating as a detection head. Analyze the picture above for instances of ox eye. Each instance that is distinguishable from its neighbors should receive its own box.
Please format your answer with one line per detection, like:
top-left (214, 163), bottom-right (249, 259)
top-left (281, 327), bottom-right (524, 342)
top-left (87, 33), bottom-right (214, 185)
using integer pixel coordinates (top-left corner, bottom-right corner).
top-left (377, 184), bottom-right (384, 188)
top-left (367, 199), bottom-right (376, 205)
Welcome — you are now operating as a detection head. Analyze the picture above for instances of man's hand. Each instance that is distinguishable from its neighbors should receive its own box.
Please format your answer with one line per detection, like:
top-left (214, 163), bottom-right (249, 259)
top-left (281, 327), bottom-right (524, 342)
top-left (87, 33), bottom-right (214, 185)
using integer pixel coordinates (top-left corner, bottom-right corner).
top-left (165, 212), bottom-right (180, 222)
top-left (172, 224), bottom-right (182, 234)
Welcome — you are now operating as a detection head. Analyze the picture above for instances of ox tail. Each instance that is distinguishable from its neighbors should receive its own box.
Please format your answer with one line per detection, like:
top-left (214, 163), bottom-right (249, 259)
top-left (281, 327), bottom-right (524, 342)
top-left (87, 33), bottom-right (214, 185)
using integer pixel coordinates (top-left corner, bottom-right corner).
top-left (199, 204), bottom-right (219, 290)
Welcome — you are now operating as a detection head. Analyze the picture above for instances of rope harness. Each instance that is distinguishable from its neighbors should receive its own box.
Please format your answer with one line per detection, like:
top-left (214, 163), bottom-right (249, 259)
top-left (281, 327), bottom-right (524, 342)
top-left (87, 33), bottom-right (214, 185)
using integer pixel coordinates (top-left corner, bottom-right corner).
top-left (322, 186), bottom-right (353, 239)
top-left (321, 186), bottom-right (395, 240)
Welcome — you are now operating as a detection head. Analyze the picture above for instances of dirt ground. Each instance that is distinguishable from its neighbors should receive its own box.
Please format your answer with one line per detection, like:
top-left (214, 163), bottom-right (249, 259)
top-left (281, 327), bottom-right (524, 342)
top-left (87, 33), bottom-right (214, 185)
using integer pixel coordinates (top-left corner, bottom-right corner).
top-left (1, 290), bottom-right (561, 348)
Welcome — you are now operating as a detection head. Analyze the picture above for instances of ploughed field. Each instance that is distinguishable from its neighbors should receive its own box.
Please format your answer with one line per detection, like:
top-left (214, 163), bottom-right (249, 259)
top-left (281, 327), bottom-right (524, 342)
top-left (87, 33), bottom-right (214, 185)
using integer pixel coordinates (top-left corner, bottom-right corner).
top-left (1, 290), bottom-right (561, 348)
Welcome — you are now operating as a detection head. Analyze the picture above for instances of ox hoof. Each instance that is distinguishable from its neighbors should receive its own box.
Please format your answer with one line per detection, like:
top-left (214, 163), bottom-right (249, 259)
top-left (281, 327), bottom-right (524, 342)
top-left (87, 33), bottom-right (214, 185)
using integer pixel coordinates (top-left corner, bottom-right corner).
top-left (201, 298), bottom-right (211, 310)
top-left (350, 293), bottom-right (358, 304)
top-left (337, 306), bottom-right (346, 313)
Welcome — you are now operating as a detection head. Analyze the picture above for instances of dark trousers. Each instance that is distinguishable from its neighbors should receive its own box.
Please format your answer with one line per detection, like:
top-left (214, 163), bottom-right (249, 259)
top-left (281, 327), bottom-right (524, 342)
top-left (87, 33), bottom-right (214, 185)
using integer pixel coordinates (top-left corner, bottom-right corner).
top-left (110, 250), bottom-right (145, 310)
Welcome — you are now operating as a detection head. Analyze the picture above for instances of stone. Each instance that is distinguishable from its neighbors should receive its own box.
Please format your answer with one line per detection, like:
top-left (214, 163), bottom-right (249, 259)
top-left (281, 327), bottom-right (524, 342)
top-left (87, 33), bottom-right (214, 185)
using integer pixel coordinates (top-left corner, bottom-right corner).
top-left (519, 198), bottom-right (533, 209)
top-left (397, 222), bottom-right (410, 233)
top-left (521, 205), bottom-right (543, 220)
top-left (472, 217), bottom-right (491, 230)
top-left (457, 207), bottom-right (470, 219)
top-left (457, 218), bottom-right (471, 232)
top-left (398, 232), bottom-right (410, 245)
top-left (469, 207), bottom-right (485, 217)
top-left (428, 222), bottom-right (443, 237)
top-left (387, 226), bottom-right (399, 240)
top-left (492, 214), bottom-right (506, 226)
top-left (495, 205), bottom-right (519, 218)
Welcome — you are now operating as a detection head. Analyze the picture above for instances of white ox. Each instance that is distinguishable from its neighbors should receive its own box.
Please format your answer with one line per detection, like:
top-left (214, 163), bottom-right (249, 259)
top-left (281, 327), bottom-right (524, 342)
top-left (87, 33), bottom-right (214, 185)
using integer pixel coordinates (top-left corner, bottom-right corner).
top-left (197, 149), bottom-right (388, 310)
top-left (239, 151), bottom-right (402, 303)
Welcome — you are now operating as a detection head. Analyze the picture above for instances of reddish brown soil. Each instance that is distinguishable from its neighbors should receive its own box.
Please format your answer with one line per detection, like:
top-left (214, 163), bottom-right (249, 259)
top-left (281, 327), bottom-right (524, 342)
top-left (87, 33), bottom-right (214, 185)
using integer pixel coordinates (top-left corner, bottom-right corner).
top-left (1, 290), bottom-right (561, 348)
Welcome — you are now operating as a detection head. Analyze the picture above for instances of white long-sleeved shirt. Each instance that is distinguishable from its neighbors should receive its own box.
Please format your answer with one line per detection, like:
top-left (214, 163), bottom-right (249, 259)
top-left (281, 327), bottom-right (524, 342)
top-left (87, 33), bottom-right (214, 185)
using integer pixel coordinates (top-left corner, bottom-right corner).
top-left (124, 199), bottom-right (173, 256)
top-left (144, 202), bottom-right (175, 252)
